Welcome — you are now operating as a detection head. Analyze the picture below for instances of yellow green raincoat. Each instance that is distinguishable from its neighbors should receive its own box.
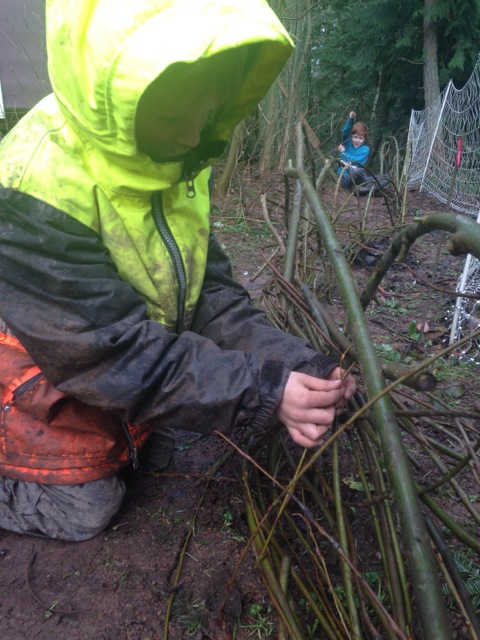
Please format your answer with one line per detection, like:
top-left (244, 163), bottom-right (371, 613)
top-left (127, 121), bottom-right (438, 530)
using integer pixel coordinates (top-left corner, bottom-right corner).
top-left (0, 0), bottom-right (336, 483)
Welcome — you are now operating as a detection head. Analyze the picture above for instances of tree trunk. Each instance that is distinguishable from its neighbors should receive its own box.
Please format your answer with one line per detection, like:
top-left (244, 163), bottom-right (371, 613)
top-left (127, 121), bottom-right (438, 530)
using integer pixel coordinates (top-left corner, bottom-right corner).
top-left (277, 0), bottom-right (312, 168)
top-left (258, 85), bottom-right (279, 176)
top-left (214, 124), bottom-right (241, 197)
top-left (423, 0), bottom-right (441, 107)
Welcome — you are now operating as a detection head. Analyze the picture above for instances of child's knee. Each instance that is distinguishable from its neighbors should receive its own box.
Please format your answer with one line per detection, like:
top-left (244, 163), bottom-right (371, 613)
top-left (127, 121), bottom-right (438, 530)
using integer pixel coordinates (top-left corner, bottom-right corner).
top-left (39, 476), bottom-right (127, 541)
top-left (0, 475), bottom-right (126, 541)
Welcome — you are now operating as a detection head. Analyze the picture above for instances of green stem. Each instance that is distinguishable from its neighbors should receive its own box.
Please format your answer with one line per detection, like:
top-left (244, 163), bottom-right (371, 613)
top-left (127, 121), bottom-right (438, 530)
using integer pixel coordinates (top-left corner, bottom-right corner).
top-left (351, 428), bottom-right (410, 633)
top-left (285, 167), bottom-right (453, 640)
top-left (244, 496), bottom-right (307, 640)
top-left (360, 211), bottom-right (480, 310)
top-left (420, 492), bottom-right (480, 554)
top-left (333, 433), bottom-right (363, 639)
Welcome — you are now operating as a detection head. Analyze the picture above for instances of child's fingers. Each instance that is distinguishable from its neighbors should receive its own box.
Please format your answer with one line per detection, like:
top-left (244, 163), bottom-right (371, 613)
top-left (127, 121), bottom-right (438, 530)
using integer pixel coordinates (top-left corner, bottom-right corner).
top-left (286, 422), bottom-right (329, 448)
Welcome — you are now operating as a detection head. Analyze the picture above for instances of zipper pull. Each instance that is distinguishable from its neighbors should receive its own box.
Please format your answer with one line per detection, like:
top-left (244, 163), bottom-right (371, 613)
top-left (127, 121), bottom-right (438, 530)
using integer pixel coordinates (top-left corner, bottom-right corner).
top-left (120, 419), bottom-right (139, 470)
top-left (186, 174), bottom-right (196, 198)
top-left (131, 445), bottom-right (139, 470)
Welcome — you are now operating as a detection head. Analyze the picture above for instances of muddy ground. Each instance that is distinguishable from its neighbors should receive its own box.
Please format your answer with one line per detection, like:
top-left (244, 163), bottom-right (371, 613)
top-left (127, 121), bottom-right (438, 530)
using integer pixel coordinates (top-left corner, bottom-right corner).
top-left (0, 171), bottom-right (478, 640)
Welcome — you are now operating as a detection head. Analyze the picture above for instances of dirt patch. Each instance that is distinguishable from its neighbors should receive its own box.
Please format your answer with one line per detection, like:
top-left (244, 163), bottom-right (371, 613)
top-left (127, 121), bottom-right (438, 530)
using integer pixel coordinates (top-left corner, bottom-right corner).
top-left (1, 174), bottom-right (479, 639)
top-left (0, 433), bottom-right (264, 640)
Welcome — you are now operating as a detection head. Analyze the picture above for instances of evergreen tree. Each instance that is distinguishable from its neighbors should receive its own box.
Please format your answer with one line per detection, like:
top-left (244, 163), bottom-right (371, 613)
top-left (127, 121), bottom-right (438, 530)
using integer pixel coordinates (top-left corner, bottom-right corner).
top-left (308, 0), bottom-right (480, 159)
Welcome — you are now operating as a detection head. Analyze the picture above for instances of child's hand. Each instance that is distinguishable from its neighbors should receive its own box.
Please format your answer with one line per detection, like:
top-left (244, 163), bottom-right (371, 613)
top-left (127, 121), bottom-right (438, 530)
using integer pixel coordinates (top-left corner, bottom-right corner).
top-left (276, 371), bottom-right (354, 448)
top-left (326, 366), bottom-right (356, 411)
top-left (349, 111), bottom-right (356, 120)
top-left (338, 143), bottom-right (345, 153)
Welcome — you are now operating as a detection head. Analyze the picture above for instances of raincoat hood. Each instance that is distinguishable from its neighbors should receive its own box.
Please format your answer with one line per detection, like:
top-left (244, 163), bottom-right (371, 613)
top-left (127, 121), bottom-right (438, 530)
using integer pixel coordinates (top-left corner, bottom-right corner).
top-left (0, 0), bottom-right (294, 329)
top-left (46, 0), bottom-right (294, 161)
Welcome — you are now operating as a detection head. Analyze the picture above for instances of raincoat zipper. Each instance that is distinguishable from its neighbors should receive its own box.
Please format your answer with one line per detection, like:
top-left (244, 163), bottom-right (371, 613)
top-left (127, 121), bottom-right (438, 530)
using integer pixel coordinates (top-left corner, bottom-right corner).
top-left (120, 420), bottom-right (139, 469)
top-left (185, 173), bottom-right (196, 198)
top-left (152, 191), bottom-right (187, 333)
top-left (11, 372), bottom-right (44, 401)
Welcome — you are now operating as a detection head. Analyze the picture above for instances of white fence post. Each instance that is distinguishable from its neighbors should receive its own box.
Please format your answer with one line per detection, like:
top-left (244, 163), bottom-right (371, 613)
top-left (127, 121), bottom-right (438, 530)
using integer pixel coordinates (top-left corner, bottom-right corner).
top-left (419, 80), bottom-right (452, 193)
top-left (449, 210), bottom-right (480, 344)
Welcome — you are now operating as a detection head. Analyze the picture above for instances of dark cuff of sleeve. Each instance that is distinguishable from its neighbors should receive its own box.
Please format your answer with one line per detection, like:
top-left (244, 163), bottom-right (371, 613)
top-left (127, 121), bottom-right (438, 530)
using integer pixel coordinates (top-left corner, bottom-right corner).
top-left (250, 359), bottom-right (290, 431)
top-left (293, 352), bottom-right (338, 379)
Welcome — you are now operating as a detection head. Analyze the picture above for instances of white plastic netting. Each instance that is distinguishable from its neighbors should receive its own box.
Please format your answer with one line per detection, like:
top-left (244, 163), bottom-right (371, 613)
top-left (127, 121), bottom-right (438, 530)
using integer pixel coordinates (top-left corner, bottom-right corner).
top-left (408, 54), bottom-right (480, 346)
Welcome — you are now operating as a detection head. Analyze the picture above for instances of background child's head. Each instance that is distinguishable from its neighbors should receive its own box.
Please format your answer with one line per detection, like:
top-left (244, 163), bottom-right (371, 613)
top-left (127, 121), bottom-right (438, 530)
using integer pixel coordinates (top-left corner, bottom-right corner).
top-left (351, 122), bottom-right (369, 145)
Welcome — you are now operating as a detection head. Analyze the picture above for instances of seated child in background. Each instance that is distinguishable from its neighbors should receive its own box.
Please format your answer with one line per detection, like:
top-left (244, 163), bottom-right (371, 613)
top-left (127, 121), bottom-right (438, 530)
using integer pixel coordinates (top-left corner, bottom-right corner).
top-left (337, 111), bottom-right (370, 189)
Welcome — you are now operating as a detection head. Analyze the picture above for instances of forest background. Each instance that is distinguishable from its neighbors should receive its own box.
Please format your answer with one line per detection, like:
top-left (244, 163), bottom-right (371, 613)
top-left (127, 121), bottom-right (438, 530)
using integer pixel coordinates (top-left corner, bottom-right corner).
top-left (219, 0), bottom-right (480, 182)
top-left (2, 0), bottom-right (480, 161)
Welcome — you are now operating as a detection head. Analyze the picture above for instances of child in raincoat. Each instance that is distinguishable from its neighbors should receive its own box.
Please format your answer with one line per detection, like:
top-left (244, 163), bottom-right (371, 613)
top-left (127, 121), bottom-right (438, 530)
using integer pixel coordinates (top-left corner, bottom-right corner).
top-left (0, 0), bottom-right (355, 540)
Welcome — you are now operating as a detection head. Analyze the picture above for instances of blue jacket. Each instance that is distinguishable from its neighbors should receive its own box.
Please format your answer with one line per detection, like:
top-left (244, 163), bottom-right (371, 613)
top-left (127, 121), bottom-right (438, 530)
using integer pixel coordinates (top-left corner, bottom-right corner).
top-left (337, 118), bottom-right (370, 173)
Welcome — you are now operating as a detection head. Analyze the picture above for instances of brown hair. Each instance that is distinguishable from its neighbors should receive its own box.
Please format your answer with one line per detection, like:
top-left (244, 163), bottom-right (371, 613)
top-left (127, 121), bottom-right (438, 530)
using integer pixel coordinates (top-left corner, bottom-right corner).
top-left (351, 122), bottom-right (369, 141)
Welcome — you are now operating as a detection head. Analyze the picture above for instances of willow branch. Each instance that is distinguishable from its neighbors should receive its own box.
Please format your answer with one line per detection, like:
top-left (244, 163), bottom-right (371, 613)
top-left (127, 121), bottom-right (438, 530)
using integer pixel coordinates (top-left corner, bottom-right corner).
top-left (301, 282), bottom-right (437, 392)
top-left (361, 212), bottom-right (480, 310)
top-left (284, 166), bottom-right (452, 640)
